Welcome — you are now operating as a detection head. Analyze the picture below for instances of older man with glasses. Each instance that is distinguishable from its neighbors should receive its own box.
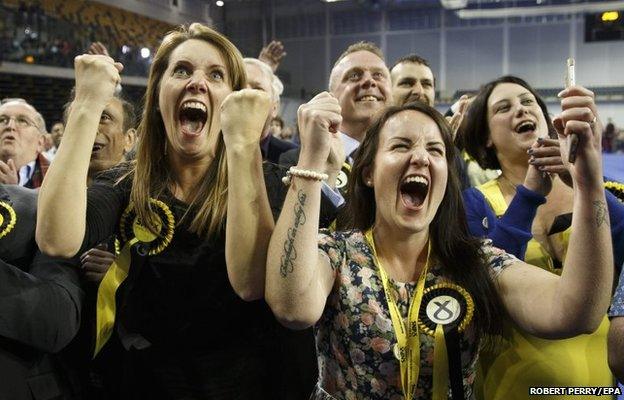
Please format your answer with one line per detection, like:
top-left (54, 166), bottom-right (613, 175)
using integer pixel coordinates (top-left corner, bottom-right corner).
top-left (0, 98), bottom-right (49, 187)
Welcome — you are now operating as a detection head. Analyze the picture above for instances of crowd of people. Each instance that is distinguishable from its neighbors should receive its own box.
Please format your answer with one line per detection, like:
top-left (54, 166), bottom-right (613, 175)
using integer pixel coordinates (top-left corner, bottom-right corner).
top-left (1, 20), bottom-right (624, 400)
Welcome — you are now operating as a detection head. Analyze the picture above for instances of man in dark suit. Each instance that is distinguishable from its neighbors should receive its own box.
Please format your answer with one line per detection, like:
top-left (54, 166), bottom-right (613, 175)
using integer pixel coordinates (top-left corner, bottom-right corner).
top-left (0, 184), bottom-right (84, 400)
top-left (279, 41), bottom-right (392, 200)
top-left (243, 57), bottom-right (297, 164)
top-left (390, 53), bottom-right (470, 189)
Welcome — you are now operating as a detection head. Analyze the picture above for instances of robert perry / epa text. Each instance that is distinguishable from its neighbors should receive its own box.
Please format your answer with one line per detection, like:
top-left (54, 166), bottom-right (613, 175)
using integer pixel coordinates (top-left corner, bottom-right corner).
top-left (529, 387), bottom-right (622, 396)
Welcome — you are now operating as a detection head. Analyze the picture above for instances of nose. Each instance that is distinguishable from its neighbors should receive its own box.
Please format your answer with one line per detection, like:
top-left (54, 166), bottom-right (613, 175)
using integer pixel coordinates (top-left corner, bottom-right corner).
top-left (514, 102), bottom-right (530, 117)
top-left (360, 71), bottom-right (377, 89)
top-left (410, 147), bottom-right (429, 167)
top-left (186, 72), bottom-right (208, 94)
top-left (411, 82), bottom-right (424, 97)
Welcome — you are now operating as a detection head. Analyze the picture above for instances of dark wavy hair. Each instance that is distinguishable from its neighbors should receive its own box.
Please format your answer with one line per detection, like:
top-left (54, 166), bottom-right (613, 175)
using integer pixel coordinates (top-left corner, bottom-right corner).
top-left (337, 101), bottom-right (505, 340)
top-left (460, 75), bottom-right (556, 170)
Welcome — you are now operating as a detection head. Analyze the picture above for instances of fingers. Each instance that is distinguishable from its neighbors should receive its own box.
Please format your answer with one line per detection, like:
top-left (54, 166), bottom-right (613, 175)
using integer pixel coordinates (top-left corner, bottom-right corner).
top-left (529, 156), bottom-right (562, 167)
top-left (558, 85), bottom-right (595, 100)
top-left (83, 271), bottom-right (107, 283)
top-left (114, 62), bottom-right (124, 74)
top-left (0, 160), bottom-right (12, 175)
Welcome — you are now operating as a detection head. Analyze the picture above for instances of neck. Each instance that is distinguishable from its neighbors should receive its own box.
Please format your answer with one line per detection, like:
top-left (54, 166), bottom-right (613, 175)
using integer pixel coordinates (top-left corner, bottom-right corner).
top-left (167, 151), bottom-right (213, 202)
top-left (372, 222), bottom-right (429, 282)
top-left (498, 153), bottom-right (529, 186)
top-left (340, 120), bottom-right (367, 142)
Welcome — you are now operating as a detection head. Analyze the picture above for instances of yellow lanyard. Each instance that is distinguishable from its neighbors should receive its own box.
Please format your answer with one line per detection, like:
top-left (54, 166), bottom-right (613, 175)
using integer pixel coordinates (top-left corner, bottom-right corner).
top-left (365, 230), bottom-right (431, 400)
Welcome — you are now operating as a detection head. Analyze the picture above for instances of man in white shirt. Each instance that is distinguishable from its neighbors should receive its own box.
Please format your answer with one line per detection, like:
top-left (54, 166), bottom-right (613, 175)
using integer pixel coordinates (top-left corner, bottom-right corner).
top-left (279, 41), bottom-right (392, 200)
top-left (0, 98), bottom-right (48, 188)
top-left (44, 121), bottom-right (64, 160)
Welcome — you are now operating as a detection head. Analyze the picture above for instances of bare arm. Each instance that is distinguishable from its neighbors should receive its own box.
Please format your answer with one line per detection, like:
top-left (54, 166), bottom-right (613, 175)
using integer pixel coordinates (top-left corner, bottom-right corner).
top-left (608, 317), bottom-right (624, 381)
top-left (497, 85), bottom-right (613, 338)
top-left (265, 92), bottom-right (342, 329)
top-left (222, 89), bottom-right (275, 301)
top-left (36, 55), bottom-right (122, 257)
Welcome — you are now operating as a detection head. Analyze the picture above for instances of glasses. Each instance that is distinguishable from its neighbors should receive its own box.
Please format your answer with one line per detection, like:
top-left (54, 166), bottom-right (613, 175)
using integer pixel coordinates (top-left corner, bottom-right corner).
top-left (0, 115), bottom-right (39, 129)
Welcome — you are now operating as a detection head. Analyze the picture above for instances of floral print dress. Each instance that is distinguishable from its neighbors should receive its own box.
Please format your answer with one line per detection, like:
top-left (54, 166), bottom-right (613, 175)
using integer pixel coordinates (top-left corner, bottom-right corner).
top-left (311, 229), bottom-right (517, 400)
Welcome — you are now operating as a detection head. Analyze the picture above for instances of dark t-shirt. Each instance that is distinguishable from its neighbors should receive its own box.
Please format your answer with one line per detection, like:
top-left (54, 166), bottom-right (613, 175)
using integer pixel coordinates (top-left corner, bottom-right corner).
top-left (80, 164), bottom-right (300, 399)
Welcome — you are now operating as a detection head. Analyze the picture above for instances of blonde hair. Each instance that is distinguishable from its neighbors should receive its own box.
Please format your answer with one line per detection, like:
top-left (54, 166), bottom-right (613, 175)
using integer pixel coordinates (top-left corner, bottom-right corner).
top-left (328, 41), bottom-right (385, 91)
top-left (131, 23), bottom-right (246, 238)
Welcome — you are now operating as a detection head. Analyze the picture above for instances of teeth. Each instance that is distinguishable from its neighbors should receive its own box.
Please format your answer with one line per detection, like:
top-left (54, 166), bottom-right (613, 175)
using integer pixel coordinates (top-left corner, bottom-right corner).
top-left (181, 101), bottom-right (207, 112)
top-left (516, 121), bottom-right (535, 132)
top-left (403, 176), bottom-right (428, 185)
top-left (358, 95), bottom-right (378, 102)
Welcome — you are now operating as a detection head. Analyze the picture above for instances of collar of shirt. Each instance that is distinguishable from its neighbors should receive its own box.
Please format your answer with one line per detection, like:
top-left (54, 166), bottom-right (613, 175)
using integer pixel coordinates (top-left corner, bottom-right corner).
top-left (18, 160), bottom-right (36, 186)
top-left (340, 132), bottom-right (360, 164)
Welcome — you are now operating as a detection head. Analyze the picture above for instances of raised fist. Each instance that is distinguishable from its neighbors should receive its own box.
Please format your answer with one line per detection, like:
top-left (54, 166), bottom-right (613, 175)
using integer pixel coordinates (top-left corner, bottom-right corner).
top-left (297, 92), bottom-right (342, 170)
top-left (73, 54), bottom-right (123, 108)
top-left (221, 88), bottom-right (272, 149)
top-left (553, 85), bottom-right (603, 190)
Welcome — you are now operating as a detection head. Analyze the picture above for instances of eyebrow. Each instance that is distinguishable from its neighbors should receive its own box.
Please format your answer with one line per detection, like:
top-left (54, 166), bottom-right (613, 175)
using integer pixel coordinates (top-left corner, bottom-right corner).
top-left (491, 91), bottom-right (533, 108)
top-left (172, 58), bottom-right (226, 70)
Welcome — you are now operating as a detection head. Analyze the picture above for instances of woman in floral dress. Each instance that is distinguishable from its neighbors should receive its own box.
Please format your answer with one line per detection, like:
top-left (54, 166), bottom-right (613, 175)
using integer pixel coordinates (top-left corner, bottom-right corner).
top-left (266, 98), bottom-right (613, 400)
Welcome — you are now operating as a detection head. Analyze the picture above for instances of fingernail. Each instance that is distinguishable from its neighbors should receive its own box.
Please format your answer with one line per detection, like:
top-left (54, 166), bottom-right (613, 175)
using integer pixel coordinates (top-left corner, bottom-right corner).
top-left (538, 166), bottom-right (544, 171)
top-left (528, 149), bottom-right (534, 155)
top-left (557, 89), bottom-right (565, 97)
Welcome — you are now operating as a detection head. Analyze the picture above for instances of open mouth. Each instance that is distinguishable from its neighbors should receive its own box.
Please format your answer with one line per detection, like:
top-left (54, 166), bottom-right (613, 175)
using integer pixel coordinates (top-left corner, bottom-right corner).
top-left (91, 143), bottom-right (105, 153)
top-left (178, 101), bottom-right (208, 136)
top-left (399, 175), bottom-right (429, 210)
top-left (515, 120), bottom-right (536, 134)
top-left (356, 95), bottom-right (382, 103)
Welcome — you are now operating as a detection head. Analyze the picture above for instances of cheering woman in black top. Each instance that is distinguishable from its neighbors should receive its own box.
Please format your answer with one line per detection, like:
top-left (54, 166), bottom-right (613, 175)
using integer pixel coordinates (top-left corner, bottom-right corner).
top-left (36, 23), bottom-right (278, 398)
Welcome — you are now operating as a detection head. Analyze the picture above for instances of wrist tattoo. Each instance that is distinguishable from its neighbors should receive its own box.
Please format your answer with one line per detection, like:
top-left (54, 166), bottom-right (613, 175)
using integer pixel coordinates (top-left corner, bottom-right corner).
top-left (280, 190), bottom-right (307, 278)
top-left (592, 200), bottom-right (607, 228)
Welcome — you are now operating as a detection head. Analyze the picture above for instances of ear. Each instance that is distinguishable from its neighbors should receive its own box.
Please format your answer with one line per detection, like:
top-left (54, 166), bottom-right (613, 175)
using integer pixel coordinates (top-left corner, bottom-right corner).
top-left (270, 100), bottom-right (280, 119)
top-left (36, 134), bottom-right (45, 153)
top-left (362, 164), bottom-right (374, 187)
top-left (124, 128), bottom-right (137, 153)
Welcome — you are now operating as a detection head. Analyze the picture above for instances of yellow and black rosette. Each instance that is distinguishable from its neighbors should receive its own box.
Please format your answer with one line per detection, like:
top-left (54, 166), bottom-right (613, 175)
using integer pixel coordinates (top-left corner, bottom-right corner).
top-left (118, 198), bottom-right (175, 255)
top-left (0, 201), bottom-right (17, 240)
top-left (605, 181), bottom-right (624, 203)
top-left (418, 283), bottom-right (474, 400)
top-left (335, 162), bottom-right (351, 191)
top-left (94, 199), bottom-right (174, 357)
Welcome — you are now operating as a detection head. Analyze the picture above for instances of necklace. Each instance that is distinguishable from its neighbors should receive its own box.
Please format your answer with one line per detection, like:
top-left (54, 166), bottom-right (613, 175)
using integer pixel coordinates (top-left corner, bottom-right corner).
top-left (497, 174), bottom-right (518, 196)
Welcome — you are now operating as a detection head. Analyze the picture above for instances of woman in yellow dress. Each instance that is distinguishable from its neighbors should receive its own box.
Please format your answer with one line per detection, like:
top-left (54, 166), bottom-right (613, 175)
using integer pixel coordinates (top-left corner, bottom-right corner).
top-left (461, 75), bottom-right (624, 399)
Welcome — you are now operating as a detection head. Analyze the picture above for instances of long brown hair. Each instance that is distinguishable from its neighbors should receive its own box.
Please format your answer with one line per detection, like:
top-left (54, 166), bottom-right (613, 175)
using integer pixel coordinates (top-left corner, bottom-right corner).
top-left (461, 75), bottom-right (556, 170)
top-left (130, 23), bottom-right (246, 238)
top-left (338, 102), bottom-right (505, 340)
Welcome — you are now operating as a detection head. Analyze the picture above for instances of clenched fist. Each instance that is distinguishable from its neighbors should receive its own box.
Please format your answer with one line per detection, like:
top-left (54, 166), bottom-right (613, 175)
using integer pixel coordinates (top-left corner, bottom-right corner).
top-left (553, 85), bottom-right (603, 191)
top-left (297, 92), bottom-right (342, 171)
top-left (221, 89), bottom-right (272, 150)
top-left (73, 54), bottom-right (123, 108)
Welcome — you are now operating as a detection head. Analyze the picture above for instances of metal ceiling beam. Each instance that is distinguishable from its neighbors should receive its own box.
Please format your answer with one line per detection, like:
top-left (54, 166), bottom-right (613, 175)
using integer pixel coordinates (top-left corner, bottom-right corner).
top-left (457, 0), bottom-right (624, 19)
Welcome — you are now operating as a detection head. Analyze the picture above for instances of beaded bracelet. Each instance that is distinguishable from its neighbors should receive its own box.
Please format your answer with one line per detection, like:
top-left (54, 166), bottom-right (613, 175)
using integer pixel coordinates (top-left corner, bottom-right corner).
top-left (282, 166), bottom-right (329, 186)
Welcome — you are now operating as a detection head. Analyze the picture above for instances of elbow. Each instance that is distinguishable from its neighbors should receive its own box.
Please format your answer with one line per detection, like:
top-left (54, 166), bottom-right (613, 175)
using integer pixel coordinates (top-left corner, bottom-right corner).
top-left (36, 228), bottom-right (79, 258)
top-left (266, 295), bottom-right (318, 330)
top-left (609, 351), bottom-right (624, 383)
top-left (233, 285), bottom-right (264, 302)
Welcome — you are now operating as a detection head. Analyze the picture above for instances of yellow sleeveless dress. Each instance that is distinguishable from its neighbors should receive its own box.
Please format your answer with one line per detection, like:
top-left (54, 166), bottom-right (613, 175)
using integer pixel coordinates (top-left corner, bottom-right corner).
top-left (476, 179), bottom-right (612, 400)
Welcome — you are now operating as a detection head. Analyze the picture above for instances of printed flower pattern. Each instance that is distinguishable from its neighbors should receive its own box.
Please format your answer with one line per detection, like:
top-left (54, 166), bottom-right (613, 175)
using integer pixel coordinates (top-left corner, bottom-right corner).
top-left (311, 230), bottom-right (517, 400)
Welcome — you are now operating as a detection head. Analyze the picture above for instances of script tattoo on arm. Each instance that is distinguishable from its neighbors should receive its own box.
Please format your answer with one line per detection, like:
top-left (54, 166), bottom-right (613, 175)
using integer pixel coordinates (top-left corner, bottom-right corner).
top-left (593, 200), bottom-right (607, 228)
top-left (280, 190), bottom-right (307, 278)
